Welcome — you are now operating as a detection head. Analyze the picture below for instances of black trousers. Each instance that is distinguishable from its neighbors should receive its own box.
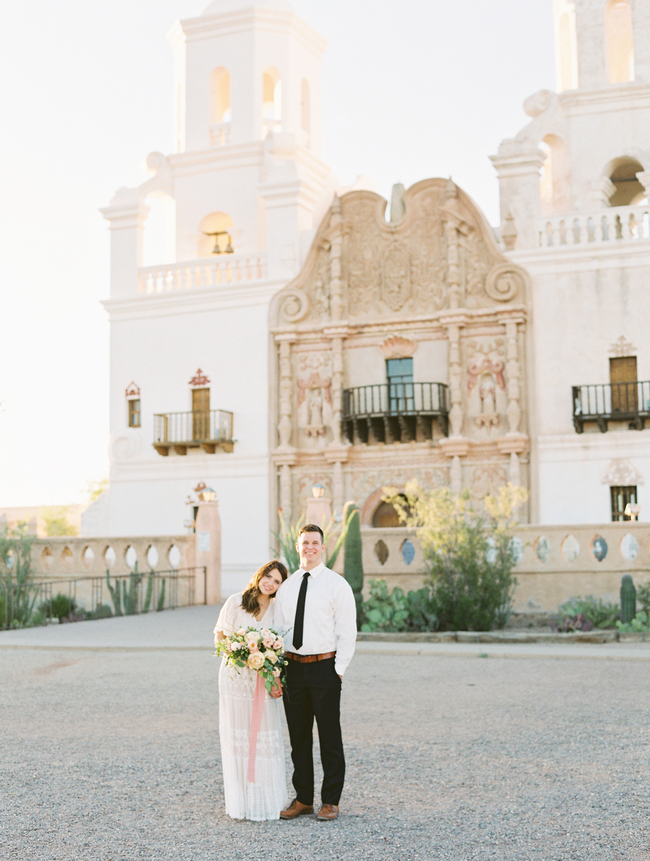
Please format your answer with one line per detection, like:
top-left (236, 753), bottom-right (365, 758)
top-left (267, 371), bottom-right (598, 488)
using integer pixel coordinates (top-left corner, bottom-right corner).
top-left (283, 657), bottom-right (345, 806)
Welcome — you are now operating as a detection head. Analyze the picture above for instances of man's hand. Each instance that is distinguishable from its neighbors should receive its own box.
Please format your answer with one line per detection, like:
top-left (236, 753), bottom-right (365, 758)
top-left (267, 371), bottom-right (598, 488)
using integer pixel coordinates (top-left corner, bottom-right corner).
top-left (270, 682), bottom-right (283, 699)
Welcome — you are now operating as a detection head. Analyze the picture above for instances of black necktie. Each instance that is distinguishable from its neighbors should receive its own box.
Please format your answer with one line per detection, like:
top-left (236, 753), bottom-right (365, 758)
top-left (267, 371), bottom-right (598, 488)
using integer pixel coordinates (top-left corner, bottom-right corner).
top-left (292, 572), bottom-right (310, 650)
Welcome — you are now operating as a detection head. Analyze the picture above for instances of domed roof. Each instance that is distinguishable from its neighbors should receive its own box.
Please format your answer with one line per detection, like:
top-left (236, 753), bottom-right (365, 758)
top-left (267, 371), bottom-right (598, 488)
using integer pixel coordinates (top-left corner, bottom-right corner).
top-left (201, 0), bottom-right (293, 15)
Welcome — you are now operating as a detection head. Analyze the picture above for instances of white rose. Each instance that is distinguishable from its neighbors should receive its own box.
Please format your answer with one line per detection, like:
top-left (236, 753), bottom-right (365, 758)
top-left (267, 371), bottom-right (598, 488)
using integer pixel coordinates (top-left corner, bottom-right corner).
top-left (266, 651), bottom-right (278, 664)
top-left (245, 631), bottom-right (261, 646)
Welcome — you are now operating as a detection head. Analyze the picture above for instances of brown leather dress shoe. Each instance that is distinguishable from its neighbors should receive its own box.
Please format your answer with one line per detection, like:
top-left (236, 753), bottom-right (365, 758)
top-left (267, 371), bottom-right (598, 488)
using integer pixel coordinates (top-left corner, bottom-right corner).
top-left (316, 803), bottom-right (339, 821)
top-left (280, 799), bottom-right (314, 820)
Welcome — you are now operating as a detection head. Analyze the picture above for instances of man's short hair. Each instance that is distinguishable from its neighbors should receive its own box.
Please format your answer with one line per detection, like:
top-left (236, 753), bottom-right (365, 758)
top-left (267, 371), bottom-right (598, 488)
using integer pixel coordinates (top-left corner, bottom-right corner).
top-left (298, 523), bottom-right (324, 541)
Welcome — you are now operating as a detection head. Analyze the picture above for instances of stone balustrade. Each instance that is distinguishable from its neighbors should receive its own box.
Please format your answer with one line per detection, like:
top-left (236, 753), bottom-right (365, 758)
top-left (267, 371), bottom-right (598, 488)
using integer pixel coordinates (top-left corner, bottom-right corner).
top-left (538, 204), bottom-right (650, 248)
top-left (362, 522), bottom-right (650, 612)
top-left (137, 252), bottom-right (268, 294)
top-left (31, 535), bottom-right (193, 578)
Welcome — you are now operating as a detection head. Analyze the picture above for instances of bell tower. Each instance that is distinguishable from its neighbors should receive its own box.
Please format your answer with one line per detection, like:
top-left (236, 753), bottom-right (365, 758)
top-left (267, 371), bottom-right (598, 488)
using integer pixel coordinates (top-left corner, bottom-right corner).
top-left (491, 0), bottom-right (650, 248)
top-left (102, 0), bottom-right (331, 285)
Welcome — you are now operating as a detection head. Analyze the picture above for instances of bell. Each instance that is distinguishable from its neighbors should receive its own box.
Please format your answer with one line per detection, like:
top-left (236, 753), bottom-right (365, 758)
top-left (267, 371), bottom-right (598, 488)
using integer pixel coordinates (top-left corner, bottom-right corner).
top-left (225, 236), bottom-right (234, 254)
top-left (212, 238), bottom-right (222, 254)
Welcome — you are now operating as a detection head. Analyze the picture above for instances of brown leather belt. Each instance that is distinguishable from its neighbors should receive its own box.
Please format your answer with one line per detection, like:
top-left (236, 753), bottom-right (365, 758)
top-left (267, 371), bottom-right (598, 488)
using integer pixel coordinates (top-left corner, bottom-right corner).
top-left (286, 651), bottom-right (336, 664)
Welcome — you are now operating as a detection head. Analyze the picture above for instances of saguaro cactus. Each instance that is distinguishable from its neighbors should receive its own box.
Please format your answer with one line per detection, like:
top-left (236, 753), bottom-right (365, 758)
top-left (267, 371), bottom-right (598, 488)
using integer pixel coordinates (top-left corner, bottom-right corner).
top-left (343, 501), bottom-right (363, 626)
top-left (620, 574), bottom-right (637, 624)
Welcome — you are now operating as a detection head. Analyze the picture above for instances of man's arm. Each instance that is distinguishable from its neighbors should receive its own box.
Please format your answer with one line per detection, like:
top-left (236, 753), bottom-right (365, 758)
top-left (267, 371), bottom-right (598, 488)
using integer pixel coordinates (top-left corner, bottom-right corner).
top-left (333, 577), bottom-right (357, 677)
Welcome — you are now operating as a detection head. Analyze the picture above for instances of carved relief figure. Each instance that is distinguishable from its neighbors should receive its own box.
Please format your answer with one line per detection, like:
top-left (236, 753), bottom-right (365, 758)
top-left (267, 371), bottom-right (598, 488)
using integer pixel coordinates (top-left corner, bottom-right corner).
top-left (297, 352), bottom-right (333, 444)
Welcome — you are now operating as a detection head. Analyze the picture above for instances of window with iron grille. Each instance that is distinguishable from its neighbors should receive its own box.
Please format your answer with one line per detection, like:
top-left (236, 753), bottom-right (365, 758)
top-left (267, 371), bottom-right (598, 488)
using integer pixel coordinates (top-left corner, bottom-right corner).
top-left (386, 358), bottom-right (414, 412)
top-left (610, 485), bottom-right (637, 521)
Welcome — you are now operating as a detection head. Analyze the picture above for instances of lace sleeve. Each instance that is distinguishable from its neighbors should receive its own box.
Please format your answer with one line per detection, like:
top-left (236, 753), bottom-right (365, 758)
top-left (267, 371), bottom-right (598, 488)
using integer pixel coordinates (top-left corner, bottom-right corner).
top-left (213, 593), bottom-right (241, 642)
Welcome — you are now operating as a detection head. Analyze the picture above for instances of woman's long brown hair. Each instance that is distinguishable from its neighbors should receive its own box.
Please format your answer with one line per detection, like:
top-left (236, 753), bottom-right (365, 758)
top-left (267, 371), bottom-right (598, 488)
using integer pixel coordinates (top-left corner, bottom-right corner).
top-left (241, 560), bottom-right (288, 617)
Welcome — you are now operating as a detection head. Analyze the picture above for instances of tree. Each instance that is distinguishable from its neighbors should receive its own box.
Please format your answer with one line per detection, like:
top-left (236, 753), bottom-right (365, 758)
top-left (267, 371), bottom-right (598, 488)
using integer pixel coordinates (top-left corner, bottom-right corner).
top-left (41, 506), bottom-right (78, 537)
top-left (384, 481), bottom-right (528, 631)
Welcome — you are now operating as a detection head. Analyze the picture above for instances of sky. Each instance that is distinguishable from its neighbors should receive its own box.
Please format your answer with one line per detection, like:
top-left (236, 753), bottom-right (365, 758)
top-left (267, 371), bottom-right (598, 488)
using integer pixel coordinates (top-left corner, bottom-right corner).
top-left (0, 0), bottom-right (555, 508)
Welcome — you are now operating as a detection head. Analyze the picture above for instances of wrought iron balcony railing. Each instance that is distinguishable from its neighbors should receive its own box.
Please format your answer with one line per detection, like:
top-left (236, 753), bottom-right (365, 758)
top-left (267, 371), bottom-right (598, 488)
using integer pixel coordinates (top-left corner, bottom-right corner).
top-left (572, 382), bottom-right (650, 433)
top-left (153, 410), bottom-right (234, 455)
top-left (342, 382), bottom-right (449, 444)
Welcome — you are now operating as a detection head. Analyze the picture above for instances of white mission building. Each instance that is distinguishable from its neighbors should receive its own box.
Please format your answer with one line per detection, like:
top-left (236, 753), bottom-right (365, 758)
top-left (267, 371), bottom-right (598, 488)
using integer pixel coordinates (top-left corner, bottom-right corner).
top-left (90, 0), bottom-right (650, 596)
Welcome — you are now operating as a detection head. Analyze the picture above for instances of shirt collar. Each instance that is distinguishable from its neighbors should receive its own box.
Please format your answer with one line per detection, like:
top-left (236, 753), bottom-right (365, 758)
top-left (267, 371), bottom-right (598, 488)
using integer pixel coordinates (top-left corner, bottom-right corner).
top-left (297, 561), bottom-right (325, 578)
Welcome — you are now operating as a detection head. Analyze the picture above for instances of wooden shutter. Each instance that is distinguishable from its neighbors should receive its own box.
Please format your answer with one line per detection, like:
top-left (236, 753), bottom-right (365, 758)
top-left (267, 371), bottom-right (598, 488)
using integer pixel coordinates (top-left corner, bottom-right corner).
top-left (610, 357), bottom-right (637, 412)
top-left (192, 388), bottom-right (211, 439)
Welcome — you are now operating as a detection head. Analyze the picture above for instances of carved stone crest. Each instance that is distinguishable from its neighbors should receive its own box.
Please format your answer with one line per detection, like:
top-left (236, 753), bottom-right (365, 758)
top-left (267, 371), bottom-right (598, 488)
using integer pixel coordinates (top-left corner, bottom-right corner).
top-left (379, 335), bottom-right (417, 360)
top-left (381, 244), bottom-right (411, 311)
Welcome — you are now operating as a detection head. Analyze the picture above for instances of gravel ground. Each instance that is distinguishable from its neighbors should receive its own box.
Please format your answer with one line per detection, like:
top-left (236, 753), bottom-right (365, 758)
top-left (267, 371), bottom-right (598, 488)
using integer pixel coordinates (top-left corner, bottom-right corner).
top-left (1, 646), bottom-right (649, 861)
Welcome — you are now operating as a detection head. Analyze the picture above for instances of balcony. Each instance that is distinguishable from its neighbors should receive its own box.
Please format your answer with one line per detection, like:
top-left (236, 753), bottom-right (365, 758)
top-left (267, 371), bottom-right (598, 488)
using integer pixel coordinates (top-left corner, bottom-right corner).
top-left (137, 252), bottom-right (267, 295)
top-left (572, 382), bottom-right (650, 433)
top-left (342, 383), bottom-right (449, 444)
top-left (153, 410), bottom-right (234, 456)
top-left (538, 203), bottom-right (650, 249)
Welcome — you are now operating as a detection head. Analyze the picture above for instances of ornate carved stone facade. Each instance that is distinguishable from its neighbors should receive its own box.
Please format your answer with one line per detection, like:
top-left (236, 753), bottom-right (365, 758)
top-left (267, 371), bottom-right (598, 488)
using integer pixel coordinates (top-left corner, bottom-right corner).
top-left (269, 178), bottom-right (531, 525)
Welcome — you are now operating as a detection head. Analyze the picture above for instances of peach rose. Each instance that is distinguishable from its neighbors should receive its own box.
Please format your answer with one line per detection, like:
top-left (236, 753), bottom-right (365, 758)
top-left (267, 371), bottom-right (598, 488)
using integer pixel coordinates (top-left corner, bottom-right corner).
top-left (247, 653), bottom-right (265, 670)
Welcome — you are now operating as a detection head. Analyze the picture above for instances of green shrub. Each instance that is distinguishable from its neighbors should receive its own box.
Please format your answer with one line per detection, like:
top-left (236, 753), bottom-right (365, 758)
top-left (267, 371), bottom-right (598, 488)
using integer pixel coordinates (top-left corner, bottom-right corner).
top-left (361, 580), bottom-right (410, 632)
top-left (383, 482), bottom-right (527, 631)
top-left (360, 580), bottom-right (438, 633)
top-left (0, 526), bottom-right (39, 628)
top-left (41, 593), bottom-right (77, 623)
top-left (559, 596), bottom-right (619, 630)
top-left (92, 604), bottom-right (113, 619)
top-left (637, 581), bottom-right (650, 615)
top-left (617, 611), bottom-right (650, 633)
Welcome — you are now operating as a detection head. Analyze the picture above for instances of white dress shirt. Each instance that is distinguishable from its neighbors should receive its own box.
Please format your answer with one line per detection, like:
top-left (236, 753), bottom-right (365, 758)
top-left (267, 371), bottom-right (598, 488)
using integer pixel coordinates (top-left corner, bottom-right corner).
top-left (273, 562), bottom-right (357, 677)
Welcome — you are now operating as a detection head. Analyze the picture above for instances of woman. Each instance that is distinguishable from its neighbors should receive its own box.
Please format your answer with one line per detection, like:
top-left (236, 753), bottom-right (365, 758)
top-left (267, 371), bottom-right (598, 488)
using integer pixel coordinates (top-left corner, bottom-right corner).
top-left (214, 560), bottom-right (289, 821)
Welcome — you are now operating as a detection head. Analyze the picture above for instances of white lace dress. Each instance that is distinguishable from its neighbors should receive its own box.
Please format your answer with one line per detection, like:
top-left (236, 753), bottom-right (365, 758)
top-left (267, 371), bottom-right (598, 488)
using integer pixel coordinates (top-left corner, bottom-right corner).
top-left (214, 593), bottom-right (288, 821)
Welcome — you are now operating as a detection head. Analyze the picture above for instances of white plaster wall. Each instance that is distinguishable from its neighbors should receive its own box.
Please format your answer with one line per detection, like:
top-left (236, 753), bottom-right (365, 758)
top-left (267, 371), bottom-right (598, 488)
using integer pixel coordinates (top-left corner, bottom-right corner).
top-left (537, 433), bottom-right (650, 524)
top-left (413, 338), bottom-right (448, 383)
top-left (522, 251), bottom-right (650, 437)
top-left (344, 345), bottom-right (385, 388)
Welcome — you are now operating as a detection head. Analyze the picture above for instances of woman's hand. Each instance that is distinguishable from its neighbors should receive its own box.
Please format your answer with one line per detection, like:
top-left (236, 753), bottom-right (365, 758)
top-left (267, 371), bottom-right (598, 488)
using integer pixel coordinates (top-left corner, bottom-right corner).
top-left (269, 681), bottom-right (283, 699)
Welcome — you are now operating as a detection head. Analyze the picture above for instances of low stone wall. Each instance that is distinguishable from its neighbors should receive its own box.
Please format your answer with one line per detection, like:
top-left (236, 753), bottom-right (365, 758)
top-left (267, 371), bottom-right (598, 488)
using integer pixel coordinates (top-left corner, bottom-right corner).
top-left (30, 535), bottom-right (194, 577)
top-left (362, 522), bottom-right (650, 612)
top-left (27, 535), bottom-right (198, 614)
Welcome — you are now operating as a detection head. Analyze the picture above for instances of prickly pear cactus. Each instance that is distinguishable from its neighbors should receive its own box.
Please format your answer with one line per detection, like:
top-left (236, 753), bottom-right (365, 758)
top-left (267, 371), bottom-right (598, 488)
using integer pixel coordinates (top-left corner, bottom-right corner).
top-left (620, 574), bottom-right (637, 624)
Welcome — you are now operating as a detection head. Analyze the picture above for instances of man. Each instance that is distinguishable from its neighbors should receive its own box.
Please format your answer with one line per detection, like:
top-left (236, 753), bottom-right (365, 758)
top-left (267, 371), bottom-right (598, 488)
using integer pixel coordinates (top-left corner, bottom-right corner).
top-left (273, 523), bottom-right (357, 822)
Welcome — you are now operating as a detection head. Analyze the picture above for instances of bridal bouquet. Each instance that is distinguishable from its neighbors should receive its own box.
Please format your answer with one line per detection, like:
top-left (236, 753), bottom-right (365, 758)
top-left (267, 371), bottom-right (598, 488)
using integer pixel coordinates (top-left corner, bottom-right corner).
top-left (215, 627), bottom-right (287, 693)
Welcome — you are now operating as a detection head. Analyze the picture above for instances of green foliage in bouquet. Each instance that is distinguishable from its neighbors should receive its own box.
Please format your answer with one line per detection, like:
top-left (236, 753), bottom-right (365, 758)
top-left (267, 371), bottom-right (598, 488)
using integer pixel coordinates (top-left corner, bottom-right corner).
top-left (214, 626), bottom-right (287, 694)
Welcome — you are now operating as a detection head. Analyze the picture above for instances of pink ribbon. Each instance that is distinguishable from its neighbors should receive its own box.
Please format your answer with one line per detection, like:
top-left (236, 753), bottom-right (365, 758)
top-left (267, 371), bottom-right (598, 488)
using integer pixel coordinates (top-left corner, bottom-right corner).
top-left (247, 672), bottom-right (265, 783)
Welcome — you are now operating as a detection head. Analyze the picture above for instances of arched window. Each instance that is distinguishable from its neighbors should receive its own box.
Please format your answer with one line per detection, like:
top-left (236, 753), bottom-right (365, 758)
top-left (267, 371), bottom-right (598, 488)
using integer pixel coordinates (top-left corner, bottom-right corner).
top-left (371, 495), bottom-right (411, 528)
top-left (262, 66), bottom-right (281, 135)
top-left (607, 157), bottom-right (645, 206)
top-left (539, 134), bottom-right (573, 215)
top-left (198, 211), bottom-right (234, 257)
top-left (209, 67), bottom-right (231, 145)
top-left (301, 79), bottom-right (311, 146)
top-left (605, 0), bottom-right (635, 83)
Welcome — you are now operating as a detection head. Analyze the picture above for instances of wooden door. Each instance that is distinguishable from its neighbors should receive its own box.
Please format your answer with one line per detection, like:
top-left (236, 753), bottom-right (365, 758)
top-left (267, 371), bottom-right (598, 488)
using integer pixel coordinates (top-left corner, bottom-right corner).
top-left (192, 388), bottom-right (210, 440)
top-left (610, 357), bottom-right (637, 412)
